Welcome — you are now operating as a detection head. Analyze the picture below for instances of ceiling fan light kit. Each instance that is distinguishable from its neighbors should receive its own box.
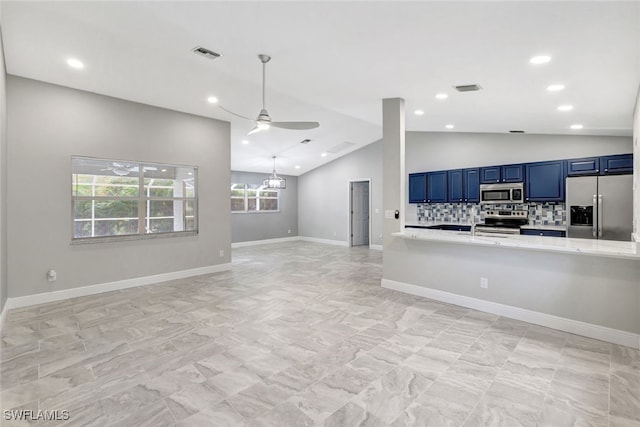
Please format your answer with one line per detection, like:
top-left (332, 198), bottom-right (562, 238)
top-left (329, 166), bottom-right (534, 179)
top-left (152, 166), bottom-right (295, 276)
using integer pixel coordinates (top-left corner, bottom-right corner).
top-left (219, 54), bottom-right (319, 136)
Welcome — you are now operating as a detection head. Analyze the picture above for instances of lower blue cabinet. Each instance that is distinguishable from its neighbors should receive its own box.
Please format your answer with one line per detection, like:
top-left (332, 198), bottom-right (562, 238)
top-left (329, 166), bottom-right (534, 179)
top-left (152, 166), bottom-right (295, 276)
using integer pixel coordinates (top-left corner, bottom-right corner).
top-left (520, 229), bottom-right (566, 237)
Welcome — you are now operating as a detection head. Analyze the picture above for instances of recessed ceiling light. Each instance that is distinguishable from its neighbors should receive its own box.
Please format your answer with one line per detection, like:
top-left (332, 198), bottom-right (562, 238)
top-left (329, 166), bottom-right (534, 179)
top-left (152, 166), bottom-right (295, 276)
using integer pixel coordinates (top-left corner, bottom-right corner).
top-left (161, 169), bottom-right (167, 172)
top-left (66, 58), bottom-right (84, 69)
top-left (435, 93), bottom-right (448, 100)
top-left (529, 55), bottom-right (551, 65)
top-left (295, 165), bottom-right (301, 169)
top-left (207, 96), bottom-right (219, 104)
top-left (547, 84), bottom-right (565, 92)
top-left (445, 124), bottom-right (454, 129)
top-left (188, 172), bottom-right (193, 175)
top-left (241, 140), bottom-right (249, 145)
top-left (570, 124), bottom-right (583, 130)
top-left (321, 152), bottom-right (328, 157)
top-left (414, 110), bottom-right (425, 116)
top-left (557, 105), bottom-right (574, 112)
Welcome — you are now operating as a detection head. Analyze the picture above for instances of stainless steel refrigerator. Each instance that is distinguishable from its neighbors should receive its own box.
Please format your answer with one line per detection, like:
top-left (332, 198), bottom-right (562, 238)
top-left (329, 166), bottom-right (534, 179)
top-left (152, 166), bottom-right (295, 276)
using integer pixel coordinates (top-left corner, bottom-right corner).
top-left (566, 175), bottom-right (633, 241)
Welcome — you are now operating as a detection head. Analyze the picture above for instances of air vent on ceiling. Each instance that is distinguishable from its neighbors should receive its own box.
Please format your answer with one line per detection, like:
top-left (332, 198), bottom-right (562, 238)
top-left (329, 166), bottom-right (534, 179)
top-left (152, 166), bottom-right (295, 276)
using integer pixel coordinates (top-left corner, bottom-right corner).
top-left (509, 130), bottom-right (525, 134)
top-left (327, 141), bottom-right (356, 154)
top-left (192, 46), bottom-right (222, 60)
top-left (454, 84), bottom-right (482, 92)
top-left (300, 139), bottom-right (311, 144)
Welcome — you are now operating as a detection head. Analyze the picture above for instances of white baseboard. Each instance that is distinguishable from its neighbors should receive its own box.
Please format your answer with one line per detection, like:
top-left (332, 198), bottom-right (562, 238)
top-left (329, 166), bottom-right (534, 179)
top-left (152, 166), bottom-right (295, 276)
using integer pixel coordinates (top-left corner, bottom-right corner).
top-left (299, 236), bottom-right (349, 247)
top-left (232, 236), bottom-right (301, 248)
top-left (382, 278), bottom-right (640, 349)
top-left (2, 263), bottom-right (232, 314)
top-left (369, 244), bottom-right (383, 251)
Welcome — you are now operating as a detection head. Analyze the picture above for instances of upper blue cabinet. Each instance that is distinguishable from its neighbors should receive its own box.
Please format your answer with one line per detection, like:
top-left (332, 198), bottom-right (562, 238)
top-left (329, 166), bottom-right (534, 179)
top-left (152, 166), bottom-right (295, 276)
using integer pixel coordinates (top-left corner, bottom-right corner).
top-left (464, 168), bottom-right (480, 203)
top-left (525, 160), bottom-right (565, 202)
top-left (480, 164), bottom-right (523, 183)
top-left (427, 171), bottom-right (447, 203)
top-left (447, 170), bottom-right (464, 202)
top-left (601, 154), bottom-right (633, 175)
top-left (408, 173), bottom-right (427, 203)
top-left (567, 157), bottom-right (600, 176)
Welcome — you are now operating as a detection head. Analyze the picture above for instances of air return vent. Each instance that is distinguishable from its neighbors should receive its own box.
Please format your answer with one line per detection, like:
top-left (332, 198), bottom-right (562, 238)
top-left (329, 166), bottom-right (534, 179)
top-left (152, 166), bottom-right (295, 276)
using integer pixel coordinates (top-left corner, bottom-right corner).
top-left (454, 84), bottom-right (482, 92)
top-left (300, 139), bottom-right (311, 144)
top-left (192, 46), bottom-right (222, 60)
top-left (509, 130), bottom-right (525, 134)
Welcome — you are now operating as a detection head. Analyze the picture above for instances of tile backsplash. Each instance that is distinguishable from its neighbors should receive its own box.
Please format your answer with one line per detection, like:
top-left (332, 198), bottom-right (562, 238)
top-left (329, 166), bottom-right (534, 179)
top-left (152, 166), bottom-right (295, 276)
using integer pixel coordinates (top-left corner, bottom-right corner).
top-left (417, 202), bottom-right (566, 226)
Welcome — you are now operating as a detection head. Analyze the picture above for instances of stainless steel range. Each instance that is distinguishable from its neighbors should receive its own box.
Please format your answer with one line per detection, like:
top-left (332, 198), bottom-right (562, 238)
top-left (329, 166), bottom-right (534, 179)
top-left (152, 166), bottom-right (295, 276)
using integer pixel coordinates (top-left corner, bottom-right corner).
top-left (475, 209), bottom-right (528, 235)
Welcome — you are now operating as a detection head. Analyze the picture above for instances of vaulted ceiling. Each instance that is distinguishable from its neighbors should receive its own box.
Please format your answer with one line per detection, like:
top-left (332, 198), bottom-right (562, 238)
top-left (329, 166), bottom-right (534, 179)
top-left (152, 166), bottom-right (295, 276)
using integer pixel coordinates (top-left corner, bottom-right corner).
top-left (2, 1), bottom-right (639, 175)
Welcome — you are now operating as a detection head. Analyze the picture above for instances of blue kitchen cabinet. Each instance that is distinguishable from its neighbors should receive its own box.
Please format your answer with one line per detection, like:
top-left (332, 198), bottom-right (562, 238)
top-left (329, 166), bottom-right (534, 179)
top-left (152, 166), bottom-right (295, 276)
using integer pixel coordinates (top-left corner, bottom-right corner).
top-left (447, 169), bottom-right (464, 202)
top-left (480, 166), bottom-right (501, 184)
top-left (567, 157), bottom-right (600, 176)
top-left (409, 173), bottom-right (427, 203)
top-left (463, 168), bottom-right (480, 202)
top-left (520, 229), bottom-right (566, 237)
top-left (502, 164), bottom-right (524, 182)
top-left (427, 171), bottom-right (447, 203)
top-left (525, 160), bottom-right (565, 202)
top-left (601, 154), bottom-right (633, 175)
top-left (480, 164), bottom-right (523, 183)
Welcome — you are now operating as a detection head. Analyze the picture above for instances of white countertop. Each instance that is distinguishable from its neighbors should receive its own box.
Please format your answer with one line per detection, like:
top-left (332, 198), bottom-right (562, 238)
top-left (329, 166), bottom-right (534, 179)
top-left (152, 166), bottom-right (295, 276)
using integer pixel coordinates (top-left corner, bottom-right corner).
top-left (406, 222), bottom-right (566, 231)
top-left (394, 228), bottom-right (640, 260)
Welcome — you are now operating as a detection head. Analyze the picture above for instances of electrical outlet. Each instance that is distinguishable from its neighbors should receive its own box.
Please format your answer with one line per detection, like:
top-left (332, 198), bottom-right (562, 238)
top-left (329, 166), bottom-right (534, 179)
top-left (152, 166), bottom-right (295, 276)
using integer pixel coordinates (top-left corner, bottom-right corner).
top-left (480, 277), bottom-right (489, 289)
top-left (219, 250), bottom-right (224, 257)
top-left (47, 269), bottom-right (57, 282)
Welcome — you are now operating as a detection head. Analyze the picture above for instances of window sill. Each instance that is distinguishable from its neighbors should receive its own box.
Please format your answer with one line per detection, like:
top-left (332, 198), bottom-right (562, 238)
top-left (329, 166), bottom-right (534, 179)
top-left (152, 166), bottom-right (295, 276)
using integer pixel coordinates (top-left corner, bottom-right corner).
top-left (71, 230), bottom-right (198, 245)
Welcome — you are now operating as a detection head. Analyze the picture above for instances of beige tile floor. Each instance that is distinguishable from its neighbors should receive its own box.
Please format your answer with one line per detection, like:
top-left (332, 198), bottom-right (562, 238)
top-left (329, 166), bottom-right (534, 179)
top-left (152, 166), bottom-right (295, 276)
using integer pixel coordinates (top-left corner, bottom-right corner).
top-left (1, 241), bottom-right (639, 426)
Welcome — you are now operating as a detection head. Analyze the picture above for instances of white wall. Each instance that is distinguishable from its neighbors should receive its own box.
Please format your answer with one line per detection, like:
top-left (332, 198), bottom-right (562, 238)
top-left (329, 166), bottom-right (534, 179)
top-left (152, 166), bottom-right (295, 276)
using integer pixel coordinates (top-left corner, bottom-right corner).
top-left (0, 23), bottom-right (7, 313)
top-left (231, 171), bottom-right (298, 243)
top-left (298, 140), bottom-right (383, 246)
top-left (6, 76), bottom-right (231, 298)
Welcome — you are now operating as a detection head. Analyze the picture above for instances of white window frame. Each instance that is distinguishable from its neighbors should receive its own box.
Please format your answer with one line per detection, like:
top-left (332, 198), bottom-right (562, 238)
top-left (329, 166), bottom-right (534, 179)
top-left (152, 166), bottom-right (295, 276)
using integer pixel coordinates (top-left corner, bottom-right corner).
top-left (231, 183), bottom-right (280, 213)
top-left (71, 156), bottom-right (198, 243)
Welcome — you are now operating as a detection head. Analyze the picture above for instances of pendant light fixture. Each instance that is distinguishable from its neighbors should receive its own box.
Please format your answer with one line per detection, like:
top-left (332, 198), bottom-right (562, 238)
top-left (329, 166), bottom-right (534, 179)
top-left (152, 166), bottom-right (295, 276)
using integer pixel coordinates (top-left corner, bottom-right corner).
top-left (263, 156), bottom-right (286, 189)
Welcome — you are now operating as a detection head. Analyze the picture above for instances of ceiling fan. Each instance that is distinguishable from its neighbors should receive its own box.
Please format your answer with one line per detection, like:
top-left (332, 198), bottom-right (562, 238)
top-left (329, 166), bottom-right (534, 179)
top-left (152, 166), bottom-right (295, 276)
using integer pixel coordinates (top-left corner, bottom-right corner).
top-left (219, 54), bottom-right (320, 135)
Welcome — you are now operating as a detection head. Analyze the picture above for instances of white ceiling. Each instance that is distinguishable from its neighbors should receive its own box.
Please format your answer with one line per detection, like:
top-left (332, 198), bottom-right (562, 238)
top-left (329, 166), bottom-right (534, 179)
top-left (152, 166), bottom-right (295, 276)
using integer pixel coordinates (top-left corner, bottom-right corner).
top-left (2, 1), bottom-right (639, 176)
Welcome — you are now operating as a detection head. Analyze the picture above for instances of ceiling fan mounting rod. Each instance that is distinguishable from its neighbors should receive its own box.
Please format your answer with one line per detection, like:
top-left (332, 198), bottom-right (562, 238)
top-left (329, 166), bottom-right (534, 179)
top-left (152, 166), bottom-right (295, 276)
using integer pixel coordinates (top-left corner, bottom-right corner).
top-left (259, 54), bottom-right (271, 111)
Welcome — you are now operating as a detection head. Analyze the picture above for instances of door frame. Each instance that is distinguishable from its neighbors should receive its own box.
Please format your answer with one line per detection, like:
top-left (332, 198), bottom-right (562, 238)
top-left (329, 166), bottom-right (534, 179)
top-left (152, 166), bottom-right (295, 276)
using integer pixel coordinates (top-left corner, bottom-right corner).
top-left (348, 178), bottom-right (372, 248)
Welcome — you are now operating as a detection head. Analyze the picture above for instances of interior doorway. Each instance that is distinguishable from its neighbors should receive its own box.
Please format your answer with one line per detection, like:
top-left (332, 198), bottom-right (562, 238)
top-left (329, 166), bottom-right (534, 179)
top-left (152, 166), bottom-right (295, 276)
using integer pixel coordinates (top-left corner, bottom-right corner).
top-left (350, 180), bottom-right (370, 247)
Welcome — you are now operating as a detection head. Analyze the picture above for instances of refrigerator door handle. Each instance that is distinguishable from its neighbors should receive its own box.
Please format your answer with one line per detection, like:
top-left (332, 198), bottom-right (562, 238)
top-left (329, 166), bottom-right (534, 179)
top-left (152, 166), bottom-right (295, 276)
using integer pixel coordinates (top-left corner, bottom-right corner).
top-left (592, 194), bottom-right (598, 237)
top-left (598, 194), bottom-right (603, 238)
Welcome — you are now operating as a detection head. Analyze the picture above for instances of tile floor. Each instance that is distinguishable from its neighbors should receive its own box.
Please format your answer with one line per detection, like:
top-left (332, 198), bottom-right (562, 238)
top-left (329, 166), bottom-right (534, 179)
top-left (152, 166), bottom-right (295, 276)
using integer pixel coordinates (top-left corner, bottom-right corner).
top-left (1, 241), bottom-right (639, 426)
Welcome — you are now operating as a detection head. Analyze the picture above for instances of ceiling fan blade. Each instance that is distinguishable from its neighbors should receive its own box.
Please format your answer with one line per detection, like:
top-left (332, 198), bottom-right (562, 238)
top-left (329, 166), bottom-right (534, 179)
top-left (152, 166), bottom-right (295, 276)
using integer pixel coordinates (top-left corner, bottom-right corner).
top-left (270, 121), bottom-right (320, 130)
top-left (218, 106), bottom-right (254, 122)
top-left (247, 126), bottom-right (262, 135)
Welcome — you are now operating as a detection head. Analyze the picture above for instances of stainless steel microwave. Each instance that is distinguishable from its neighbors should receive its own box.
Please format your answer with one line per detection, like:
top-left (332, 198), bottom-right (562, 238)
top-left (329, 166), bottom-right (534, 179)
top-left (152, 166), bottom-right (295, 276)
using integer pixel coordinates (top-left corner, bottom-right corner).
top-left (480, 183), bottom-right (525, 205)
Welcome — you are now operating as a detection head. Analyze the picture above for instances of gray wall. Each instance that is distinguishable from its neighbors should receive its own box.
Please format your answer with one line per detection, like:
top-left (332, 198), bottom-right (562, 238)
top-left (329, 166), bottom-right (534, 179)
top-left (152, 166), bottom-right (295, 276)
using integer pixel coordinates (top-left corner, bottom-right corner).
top-left (298, 140), bottom-right (383, 246)
top-left (231, 171), bottom-right (298, 243)
top-left (6, 76), bottom-right (231, 298)
top-left (0, 25), bottom-right (7, 313)
top-left (405, 131), bottom-right (633, 220)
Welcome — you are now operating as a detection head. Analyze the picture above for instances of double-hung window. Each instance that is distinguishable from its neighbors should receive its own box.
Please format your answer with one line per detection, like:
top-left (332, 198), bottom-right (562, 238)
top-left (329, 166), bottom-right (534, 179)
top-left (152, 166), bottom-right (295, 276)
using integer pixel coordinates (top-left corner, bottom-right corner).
top-left (231, 183), bottom-right (279, 213)
top-left (72, 156), bottom-right (197, 241)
